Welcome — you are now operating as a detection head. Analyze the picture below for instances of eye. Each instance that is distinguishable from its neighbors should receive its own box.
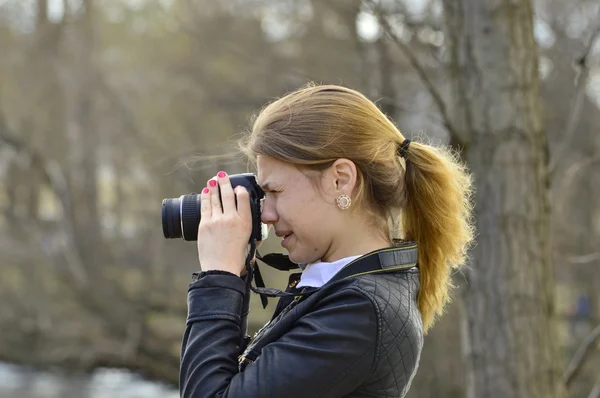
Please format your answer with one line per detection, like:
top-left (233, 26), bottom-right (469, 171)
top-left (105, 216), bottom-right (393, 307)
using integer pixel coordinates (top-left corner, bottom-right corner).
top-left (265, 189), bottom-right (283, 198)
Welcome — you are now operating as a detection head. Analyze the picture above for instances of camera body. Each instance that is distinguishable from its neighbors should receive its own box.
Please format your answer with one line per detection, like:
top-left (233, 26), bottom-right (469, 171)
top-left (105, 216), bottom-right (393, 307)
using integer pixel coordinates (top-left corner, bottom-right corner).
top-left (162, 173), bottom-right (268, 242)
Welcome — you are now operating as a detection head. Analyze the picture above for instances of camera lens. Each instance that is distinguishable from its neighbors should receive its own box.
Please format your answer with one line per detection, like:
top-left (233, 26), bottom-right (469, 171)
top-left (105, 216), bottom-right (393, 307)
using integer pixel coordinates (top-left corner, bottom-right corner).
top-left (162, 197), bottom-right (182, 239)
top-left (162, 194), bottom-right (201, 240)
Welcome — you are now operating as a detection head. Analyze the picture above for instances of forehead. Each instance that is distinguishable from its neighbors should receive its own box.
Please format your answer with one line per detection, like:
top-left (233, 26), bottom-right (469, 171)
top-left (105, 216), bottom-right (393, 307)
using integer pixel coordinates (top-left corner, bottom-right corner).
top-left (257, 156), bottom-right (323, 194)
top-left (256, 155), bottom-right (291, 183)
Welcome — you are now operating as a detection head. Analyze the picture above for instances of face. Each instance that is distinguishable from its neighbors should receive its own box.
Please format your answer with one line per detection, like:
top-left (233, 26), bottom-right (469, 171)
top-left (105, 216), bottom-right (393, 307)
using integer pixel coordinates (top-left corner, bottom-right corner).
top-left (257, 155), bottom-right (342, 264)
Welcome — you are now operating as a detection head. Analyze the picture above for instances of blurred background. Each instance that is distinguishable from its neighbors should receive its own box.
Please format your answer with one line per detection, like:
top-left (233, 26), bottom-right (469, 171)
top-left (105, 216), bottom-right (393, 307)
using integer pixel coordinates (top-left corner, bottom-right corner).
top-left (0, 0), bottom-right (598, 397)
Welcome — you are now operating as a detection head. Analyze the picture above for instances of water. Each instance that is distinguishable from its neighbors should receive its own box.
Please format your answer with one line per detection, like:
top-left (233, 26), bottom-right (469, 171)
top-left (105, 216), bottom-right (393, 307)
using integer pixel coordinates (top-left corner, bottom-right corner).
top-left (0, 362), bottom-right (179, 398)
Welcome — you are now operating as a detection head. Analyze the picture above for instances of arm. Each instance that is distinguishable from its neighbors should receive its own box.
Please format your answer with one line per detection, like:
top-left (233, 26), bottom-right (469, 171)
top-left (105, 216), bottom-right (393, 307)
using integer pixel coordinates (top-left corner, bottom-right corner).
top-left (179, 274), bottom-right (378, 398)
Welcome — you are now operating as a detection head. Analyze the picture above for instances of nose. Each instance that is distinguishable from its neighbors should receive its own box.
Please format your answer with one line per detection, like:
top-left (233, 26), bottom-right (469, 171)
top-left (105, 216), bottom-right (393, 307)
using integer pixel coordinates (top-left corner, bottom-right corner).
top-left (260, 197), bottom-right (278, 224)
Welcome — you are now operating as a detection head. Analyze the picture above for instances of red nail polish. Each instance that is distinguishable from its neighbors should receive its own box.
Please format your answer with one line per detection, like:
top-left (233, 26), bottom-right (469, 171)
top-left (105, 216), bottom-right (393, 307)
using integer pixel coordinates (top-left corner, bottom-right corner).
top-left (217, 171), bottom-right (226, 178)
top-left (202, 187), bottom-right (209, 194)
top-left (209, 179), bottom-right (217, 187)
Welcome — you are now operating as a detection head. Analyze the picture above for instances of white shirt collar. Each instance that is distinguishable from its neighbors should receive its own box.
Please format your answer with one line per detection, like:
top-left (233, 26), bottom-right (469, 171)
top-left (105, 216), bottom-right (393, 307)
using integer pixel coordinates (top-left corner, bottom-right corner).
top-left (297, 255), bottom-right (363, 288)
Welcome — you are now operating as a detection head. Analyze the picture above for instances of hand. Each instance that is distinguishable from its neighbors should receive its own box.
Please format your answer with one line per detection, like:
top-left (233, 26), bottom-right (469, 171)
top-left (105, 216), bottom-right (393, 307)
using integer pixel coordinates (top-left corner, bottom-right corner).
top-left (197, 171), bottom-right (252, 276)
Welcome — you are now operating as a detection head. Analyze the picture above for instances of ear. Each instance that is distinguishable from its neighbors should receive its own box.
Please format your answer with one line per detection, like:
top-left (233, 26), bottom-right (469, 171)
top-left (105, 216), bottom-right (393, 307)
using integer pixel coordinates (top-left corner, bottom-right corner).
top-left (326, 158), bottom-right (358, 196)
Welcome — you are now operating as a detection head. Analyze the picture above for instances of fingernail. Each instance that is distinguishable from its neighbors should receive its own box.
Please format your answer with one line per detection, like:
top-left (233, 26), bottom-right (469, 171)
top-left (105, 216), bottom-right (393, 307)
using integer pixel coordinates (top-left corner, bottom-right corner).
top-left (217, 171), bottom-right (226, 178)
top-left (202, 187), bottom-right (209, 194)
top-left (209, 180), bottom-right (217, 187)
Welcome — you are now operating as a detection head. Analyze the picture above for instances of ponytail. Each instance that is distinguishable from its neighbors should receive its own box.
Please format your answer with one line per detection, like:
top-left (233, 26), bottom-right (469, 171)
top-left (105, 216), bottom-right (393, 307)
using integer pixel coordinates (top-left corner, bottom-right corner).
top-left (401, 141), bottom-right (475, 333)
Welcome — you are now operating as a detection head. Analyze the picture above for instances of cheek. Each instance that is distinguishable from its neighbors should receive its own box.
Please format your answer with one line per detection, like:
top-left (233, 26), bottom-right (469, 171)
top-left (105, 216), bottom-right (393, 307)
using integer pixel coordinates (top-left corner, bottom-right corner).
top-left (288, 198), bottom-right (335, 237)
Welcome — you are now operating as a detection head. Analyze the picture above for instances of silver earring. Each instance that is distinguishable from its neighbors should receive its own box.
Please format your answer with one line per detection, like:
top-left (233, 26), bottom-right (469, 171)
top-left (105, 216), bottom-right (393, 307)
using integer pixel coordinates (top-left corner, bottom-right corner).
top-left (336, 194), bottom-right (351, 210)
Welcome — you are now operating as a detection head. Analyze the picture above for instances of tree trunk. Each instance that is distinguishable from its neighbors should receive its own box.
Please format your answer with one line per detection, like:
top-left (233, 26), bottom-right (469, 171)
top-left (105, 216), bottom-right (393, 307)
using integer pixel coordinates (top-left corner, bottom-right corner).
top-left (442, 0), bottom-right (566, 397)
top-left (407, 301), bottom-right (465, 398)
top-left (62, 0), bottom-right (102, 269)
top-left (377, 36), bottom-right (396, 119)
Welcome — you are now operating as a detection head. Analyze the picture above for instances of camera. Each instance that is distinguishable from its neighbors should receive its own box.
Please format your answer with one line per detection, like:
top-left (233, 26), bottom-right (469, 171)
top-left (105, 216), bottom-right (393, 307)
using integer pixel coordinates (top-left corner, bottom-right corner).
top-left (161, 173), bottom-right (269, 242)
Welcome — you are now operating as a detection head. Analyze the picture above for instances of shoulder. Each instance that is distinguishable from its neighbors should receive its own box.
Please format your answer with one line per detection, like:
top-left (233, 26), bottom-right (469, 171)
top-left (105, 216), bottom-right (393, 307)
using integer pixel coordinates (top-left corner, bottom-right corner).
top-left (308, 271), bottom-right (423, 379)
top-left (348, 270), bottom-right (423, 392)
top-left (314, 269), bottom-right (422, 337)
top-left (351, 269), bottom-right (422, 335)
top-left (339, 270), bottom-right (424, 363)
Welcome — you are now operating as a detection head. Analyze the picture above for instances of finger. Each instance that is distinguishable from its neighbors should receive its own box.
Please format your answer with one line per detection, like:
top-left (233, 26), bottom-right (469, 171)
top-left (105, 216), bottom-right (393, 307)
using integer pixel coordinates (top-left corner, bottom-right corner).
top-left (236, 186), bottom-right (251, 222)
top-left (208, 178), bottom-right (222, 214)
top-left (200, 187), bottom-right (211, 221)
top-left (217, 171), bottom-right (236, 214)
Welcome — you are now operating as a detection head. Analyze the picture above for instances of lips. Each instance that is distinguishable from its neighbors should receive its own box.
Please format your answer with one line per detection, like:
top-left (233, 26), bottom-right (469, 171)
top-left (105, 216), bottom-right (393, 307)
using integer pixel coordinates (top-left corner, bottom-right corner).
top-left (276, 231), bottom-right (293, 246)
top-left (282, 233), bottom-right (293, 246)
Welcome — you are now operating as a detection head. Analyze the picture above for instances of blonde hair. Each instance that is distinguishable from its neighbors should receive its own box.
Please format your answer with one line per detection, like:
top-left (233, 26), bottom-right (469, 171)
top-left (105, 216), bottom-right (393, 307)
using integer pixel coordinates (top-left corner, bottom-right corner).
top-left (239, 83), bottom-right (474, 332)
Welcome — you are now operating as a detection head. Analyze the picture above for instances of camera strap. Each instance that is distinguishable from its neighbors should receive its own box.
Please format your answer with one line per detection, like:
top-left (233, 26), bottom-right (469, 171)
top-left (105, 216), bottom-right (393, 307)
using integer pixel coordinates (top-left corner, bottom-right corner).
top-left (245, 240), bottom-right (418, 309)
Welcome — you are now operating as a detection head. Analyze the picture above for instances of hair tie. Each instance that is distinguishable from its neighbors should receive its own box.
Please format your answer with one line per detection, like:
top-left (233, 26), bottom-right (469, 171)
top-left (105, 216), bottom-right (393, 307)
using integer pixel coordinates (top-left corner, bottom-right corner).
top-left (397, 139), bottom-right (411, 158)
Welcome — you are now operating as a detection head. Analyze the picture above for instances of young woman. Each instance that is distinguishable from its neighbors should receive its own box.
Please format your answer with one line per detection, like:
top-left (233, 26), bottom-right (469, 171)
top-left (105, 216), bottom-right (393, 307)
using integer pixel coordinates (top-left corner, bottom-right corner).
top-left (179, 84), bottom-right (474, 397)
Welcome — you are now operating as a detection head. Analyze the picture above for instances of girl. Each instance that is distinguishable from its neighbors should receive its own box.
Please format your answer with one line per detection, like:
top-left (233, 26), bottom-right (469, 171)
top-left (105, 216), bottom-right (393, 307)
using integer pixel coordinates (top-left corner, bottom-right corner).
top-left (179, 84), bottom-right (474, 397)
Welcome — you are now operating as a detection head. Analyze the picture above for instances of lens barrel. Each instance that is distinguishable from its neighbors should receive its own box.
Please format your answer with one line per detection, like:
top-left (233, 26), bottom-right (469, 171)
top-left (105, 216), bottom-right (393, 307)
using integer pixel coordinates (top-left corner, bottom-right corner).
top-left (161, 194), bottom-right (201, 240)
top-left (180, 194), bottom-right (201, 240)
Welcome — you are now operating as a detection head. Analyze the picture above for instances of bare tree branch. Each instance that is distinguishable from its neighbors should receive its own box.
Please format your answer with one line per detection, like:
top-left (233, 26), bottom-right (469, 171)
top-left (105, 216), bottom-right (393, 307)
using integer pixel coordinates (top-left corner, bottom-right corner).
top-left (550, 22), bottom-right (600, 175)
top-left (0, 234), bottom-right (41, 259)
top-left (362, 0), bottom-right (464, 148)
top-left (563, 323), bottom-right (600, 386)
top-left (0, 111), bottom-right (89, 288)
top-left (567, 252), bottom-right (600, 265)
top-left (589, 382), bottom-right (600, 398)
top-left (564, 154), bottom-right (600, 182)
top-left (555, 154), bottom-right (600, 216)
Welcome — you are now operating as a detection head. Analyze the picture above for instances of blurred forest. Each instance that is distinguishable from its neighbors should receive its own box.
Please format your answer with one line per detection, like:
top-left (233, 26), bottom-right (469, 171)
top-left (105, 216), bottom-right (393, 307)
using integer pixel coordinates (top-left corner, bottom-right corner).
top-left (0, 0), bottom-right (599, 397)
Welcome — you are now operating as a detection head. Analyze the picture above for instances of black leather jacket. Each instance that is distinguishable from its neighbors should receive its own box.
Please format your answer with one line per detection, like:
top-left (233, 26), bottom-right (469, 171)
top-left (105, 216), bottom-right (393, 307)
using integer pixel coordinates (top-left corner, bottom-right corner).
top-left (179, 255), bottom-right (423, 398)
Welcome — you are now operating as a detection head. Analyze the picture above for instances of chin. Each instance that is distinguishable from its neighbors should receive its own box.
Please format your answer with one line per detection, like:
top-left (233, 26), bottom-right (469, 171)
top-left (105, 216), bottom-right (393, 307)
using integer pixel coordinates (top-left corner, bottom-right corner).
top-left (286, 251), bottom-right (302, 264)
top-left (287, 248), bottom-right (320, 265)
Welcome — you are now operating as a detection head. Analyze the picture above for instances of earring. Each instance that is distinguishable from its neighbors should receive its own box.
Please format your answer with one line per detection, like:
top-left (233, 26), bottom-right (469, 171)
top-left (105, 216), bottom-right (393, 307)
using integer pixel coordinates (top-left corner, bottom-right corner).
top-left (336, 194), bottom-right (351, 210)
